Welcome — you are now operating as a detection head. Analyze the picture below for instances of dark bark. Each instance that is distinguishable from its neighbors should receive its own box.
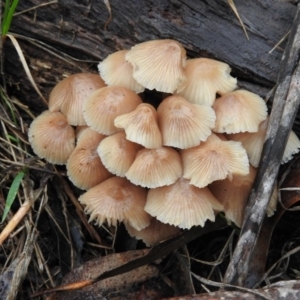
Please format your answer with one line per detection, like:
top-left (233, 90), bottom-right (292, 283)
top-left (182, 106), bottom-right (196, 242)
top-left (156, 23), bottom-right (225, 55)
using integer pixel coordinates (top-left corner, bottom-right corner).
top-left (2, 0), bottom-right (295, 113)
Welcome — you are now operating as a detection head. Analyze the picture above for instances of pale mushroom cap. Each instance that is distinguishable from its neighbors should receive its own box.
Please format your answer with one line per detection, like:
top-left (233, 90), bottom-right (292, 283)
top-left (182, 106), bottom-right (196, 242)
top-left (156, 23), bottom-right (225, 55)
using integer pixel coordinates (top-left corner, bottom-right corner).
top-left (98, 50), bottom-right (145, 93)
top-left (49, 73), bottom-right (106, 125)
top-left (145, 177), bottom-right (223, 229)
top-left (209, 166), bottom-right (257, 227)
top-left (177, 58), bottom-right (237, 106)
top-left (157, 95), bottom-right (216, 149)
top-left (282, 130), bottom-right (300, 164)
top-left (125, 147), bottom-right (183, 188)
top-left (228, 118), bottom-right (268, 167)
top-left (67, 128), bottom-right (112, 190)
top-left (267, 183), bottom-right (278, 217)
top-left (125, 39), bottom-right (187, 93)
top-left (181, 133), bottom-right (249, 188)
top-left (28, 110), bottom-right (75, 165)
top-left (114, 103), bottom-right (163, 149)
top-left (213, 90), bottom-right (268, 134)
top-left (97, 131), bottom-right (143, 177)
top-left (125, 217), bottom-right (181, 246)
top-left (83, 86), bottom-right (142, 135)
top-left (79, 176), bottom-right (151, 230)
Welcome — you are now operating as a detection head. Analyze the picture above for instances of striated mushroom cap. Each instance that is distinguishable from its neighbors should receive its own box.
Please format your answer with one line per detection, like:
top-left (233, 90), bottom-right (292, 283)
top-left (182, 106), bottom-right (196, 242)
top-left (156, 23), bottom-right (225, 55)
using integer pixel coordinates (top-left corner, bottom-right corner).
top-left (66, 128), bottom-right (112, 190)
top-left (49, 73), bottom-right (106, 125)
top-left (213, 90), bottom-right (268, 134)
top-left (125, 39), bottom-right (187, 93)
top-left (98, 50), bottom-right (144, 93)
top-left (177, 58), bottom-right (237, 106)
top-left (181, 133), bottom-right (249, 188)
top-left (114, 103), bottom-right (162, 149)
top-left (79, 177), bottom-right (151, 230)
top-left (157, 95), bottom-right (216, 149)
top-left (125, 147), bottom-right (182, 188)
top-left (83, 86), bottom-right (142, 135)
top-left (145, 177), bottom-right (223, 229)
top-left (28, 110), bottom-right (75, 165)
top-left (97, 131), bottom-right (143, 177)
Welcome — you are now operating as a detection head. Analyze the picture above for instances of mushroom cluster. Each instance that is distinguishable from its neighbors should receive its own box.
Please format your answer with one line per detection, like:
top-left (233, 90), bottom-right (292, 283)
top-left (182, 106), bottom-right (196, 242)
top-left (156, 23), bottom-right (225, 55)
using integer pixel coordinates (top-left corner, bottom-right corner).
top-left (28, 39), bottom-right (300, 245)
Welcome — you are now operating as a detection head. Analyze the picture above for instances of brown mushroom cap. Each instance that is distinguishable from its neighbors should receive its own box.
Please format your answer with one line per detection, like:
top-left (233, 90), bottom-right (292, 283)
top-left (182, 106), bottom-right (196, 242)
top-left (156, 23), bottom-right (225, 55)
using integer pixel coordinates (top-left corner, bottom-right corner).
top-left (97, 131), bottom-right (143, 177)
top-left (83, 86), bottom-right (143, 135)
top-left (114, 103), bottom-right (163, 149)
top-left (125, 39), bottom-right (187, 93)
top-left (213, 90), bottom-right (268, 134)
top-left (79, 176), bottom-right (151, 230)
top-left (28, 110), bottom-right (75, 165)
top-left (49, 73), bottom-right (106, 125)
top-left (125, 147), bottom-right (182, 188)
top-left (209, 166), bottom-right (257, 227)
top-left (125, 217), bottom-right (181, 246)
top-left (98, 50), bottom-right (145, 93)
top-left (177, 58), bottom-right (237, 106)
top-left (157, 95), bottom-right (216, 149)
top-left (145, 177), bottom-right (223, 229)
top-left (181, 133), bottom-right (249, 188)
top-left (66, 128), bottom-right (112, 190)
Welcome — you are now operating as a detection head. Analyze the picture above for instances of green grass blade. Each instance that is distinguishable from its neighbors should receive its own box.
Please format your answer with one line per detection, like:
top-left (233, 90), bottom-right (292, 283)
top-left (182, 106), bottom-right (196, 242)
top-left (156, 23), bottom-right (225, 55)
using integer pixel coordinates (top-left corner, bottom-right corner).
top-left (3, 0), bottom-right (12, 24)
top-left (2, 0), bottom-right (20, 36)
top-left (2, 170), bottom-right (25, 223)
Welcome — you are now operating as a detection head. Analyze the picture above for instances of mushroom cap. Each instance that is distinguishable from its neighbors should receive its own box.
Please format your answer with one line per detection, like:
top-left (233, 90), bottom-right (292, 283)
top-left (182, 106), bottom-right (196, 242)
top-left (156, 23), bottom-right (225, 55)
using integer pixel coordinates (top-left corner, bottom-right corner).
top-left (282, 130), bottom-right (300, 164)
top-left (79, 176), bottom-right (151, 230)
top-left (125, 147), bottom-right (183, 188)
top-left (213, 90), bottom-right (268, 134)
top-left (28, 110), bottom-right (75, 165)
top-left (66, 128), bottom-right (112, 190)
top-left (209, 166), bottom-right (257, 227)
top-left (157, 95), bottom-right (216, 149)
top-left (228, 118), bottom-right (268, 167)
top-left (83, 86), bottom-right (142, 135)
top-left (228, 117), bottom-right (300, 166)
top-left (49, 73), bottom-right (106, 125)
top-left (177, 58), bottom-right (237, 106)
top-left (97, 131), bottom-right (143, 177)
top-left (181, 133), bottom-right (249, 188)
top-left (125, 217), bottom-right (181, 246)
top-left (125, 39), bottom-right (187, 93)
top-left (114, 103), bottom-right (162, 149)
top-left (98, 50), bottom-right (145, 93)
top-left (145, 177), bottom-right (223, 229)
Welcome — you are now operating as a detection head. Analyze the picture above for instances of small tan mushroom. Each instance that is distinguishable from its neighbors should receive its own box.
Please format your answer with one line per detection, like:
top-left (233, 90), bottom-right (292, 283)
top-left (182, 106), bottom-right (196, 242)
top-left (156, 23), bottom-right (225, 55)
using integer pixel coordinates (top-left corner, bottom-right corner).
top-left (98, 50), bottom-right (144, 93)
top-left (67, 128), bottom-right (112, 190)
top-left (97, 131), bottom-right (143, 177)
top-left (213, 90), bottom-right (268, 134)
top-left (181, 133), bottom-right (249, 188)
top-left (209, 166), bottom-right (257, 227)
top-left (28, 110), bottom-right (75, 165)
top-left (83, 86), bottom-right (142, 135)
top-left (49, 73), bottom-right (106, 125)
top-left (157, 95), bottom-right (216, 149)
top-left (114, 103), bottom-right (162, 149)
top-left (228, 117), bottom-right (300, 167)
top-left (125, 217), bottom-right (181, 246)
top-left (145, 177), bottom-right (223, 229)
top-left (125, 39), bottom-right (187, 93)
top-left (125, 147), bottom-right (182, 188)
top-left (177, 58), bottom-right (237, 106)
top-left (79, 176), bottom-right (151, 230)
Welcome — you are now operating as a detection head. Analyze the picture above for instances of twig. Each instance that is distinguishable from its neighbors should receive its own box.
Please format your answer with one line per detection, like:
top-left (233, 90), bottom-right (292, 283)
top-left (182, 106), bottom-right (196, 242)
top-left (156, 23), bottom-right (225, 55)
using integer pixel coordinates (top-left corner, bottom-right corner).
top-left (224, 4), bottom-right (300, 287)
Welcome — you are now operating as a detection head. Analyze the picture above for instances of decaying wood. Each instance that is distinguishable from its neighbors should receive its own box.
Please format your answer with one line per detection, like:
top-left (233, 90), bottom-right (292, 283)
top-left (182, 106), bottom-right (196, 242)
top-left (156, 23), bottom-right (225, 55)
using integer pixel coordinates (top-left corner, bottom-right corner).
top-left (224, 4), bottom-right (300, 287)
top-left (3, 0), bottom-right (295, 112)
